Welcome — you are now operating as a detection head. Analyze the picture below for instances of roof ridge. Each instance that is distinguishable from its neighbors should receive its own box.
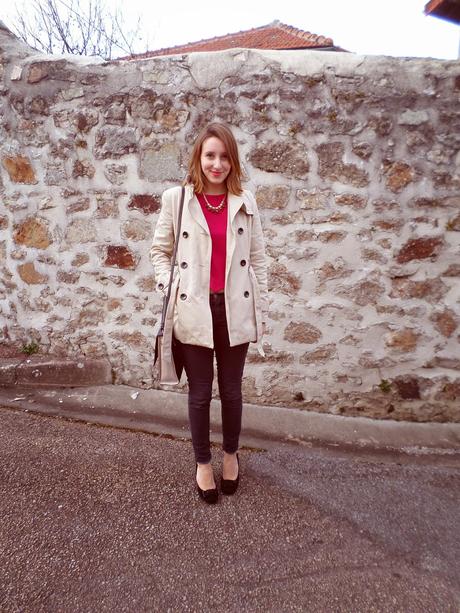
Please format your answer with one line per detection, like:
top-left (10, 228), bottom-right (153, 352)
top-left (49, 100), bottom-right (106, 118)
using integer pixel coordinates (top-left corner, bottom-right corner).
top-left (275, 21), bottom-right (333, 45)
top-left (117, 20), bottom-right (336, 61)
top-left (152, 21), bottom-right (285, 55)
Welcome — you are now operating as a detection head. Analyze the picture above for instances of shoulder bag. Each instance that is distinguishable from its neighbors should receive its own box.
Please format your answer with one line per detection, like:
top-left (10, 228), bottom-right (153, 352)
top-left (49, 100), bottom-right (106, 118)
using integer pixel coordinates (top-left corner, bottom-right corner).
top-left (153, 186), bottom-right (185, 385)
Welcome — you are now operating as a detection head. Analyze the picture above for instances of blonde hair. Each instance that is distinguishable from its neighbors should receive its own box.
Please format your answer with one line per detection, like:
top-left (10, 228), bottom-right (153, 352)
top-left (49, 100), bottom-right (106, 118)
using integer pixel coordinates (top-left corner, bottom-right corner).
top-left (185, 122), bottom-right (243, 196)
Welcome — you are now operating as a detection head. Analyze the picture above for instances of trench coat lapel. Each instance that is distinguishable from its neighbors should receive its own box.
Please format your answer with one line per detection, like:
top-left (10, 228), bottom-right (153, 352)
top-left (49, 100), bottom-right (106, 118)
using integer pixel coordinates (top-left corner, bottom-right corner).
top-left (186, 190), bottom-right (253, 237)
top-left (228, 193), bottom-right (253, 225)
top-left (225, 193), bottom-right (254, 284)
top-left (187, 191), bottom-right (210, 235)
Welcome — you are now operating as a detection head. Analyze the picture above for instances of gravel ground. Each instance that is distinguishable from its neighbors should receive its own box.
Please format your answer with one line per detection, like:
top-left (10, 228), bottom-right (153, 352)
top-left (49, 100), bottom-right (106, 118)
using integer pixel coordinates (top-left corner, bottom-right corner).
top-left (0, 407), bottom-right (458, 613)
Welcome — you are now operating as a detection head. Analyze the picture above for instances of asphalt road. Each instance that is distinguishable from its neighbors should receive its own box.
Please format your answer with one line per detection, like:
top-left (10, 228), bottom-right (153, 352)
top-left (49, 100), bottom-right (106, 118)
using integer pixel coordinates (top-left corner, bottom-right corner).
top-left (0, 407), bottom-right (459, 613)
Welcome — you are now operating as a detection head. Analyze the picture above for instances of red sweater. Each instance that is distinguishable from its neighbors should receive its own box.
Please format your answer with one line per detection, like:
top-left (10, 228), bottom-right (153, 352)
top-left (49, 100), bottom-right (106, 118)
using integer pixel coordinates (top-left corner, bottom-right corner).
top-left (197, 193), bottom-right (228, 293)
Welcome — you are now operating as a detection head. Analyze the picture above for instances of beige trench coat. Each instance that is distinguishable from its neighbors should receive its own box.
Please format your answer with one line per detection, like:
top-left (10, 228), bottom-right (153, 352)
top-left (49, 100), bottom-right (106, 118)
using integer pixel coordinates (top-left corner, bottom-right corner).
top-left (149, 185), bottom-right (268, 350)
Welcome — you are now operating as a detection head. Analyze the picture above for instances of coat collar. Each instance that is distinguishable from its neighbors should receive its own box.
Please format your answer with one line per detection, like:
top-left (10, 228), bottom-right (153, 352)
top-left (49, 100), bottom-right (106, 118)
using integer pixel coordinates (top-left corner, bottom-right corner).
top-left (228, 192), bottom-right (254, 222)
top-left (184, 186), bottom-right (254, 234)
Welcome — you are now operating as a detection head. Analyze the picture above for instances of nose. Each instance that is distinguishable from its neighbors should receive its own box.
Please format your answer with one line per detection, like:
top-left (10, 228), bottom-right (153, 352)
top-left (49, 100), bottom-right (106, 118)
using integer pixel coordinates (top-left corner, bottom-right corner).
top-left (212, 157), bottom-right (223, 169)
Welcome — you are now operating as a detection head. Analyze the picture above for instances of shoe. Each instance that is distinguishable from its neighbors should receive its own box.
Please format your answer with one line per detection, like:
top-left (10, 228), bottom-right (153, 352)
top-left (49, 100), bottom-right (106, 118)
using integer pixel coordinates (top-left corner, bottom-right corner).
top-left (221, 453), bottom-right (239, 495)
top-left (196, 463), bottom-right (218, 504)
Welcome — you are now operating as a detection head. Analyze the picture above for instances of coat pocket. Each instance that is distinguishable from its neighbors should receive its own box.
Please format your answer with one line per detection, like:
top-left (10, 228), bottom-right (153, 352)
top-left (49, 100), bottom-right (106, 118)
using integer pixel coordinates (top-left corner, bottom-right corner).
top-left (249, 266), bottom-right (263, 343)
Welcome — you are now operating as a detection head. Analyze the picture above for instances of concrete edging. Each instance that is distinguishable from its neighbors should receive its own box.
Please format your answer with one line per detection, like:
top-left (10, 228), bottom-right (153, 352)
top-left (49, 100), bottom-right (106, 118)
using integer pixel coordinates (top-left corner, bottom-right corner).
top-left (0, 358), bottom-right (113, 387)
top-left (0, 384), bottom-right (459, 452)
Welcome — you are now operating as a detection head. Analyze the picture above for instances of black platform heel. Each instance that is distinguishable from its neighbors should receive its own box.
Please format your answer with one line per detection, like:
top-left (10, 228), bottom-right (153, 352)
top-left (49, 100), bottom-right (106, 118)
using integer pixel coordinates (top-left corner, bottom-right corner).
top-left (221, 453), bottom-right (239, 495)
top-left (196, 463), bottom-right (218, 504)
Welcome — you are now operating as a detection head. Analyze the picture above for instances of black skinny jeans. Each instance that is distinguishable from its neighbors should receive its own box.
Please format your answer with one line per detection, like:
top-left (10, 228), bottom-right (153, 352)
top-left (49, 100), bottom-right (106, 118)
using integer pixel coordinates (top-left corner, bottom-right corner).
top-left (178, 293), bottom-right (249, 464)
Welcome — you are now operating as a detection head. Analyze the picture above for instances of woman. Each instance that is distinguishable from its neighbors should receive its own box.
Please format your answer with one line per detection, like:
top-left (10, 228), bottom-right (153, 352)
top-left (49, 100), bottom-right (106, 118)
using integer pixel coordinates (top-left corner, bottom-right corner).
top-left (149, 122), bottom-right (268, 504)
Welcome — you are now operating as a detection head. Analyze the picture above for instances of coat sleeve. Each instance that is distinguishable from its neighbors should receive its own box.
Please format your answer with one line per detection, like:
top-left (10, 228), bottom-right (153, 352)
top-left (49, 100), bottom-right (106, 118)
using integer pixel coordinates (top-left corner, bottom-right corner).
top-left (248, 191), bottom-right (269, 322)
top-left (149, 190), bottom-right (175, 292)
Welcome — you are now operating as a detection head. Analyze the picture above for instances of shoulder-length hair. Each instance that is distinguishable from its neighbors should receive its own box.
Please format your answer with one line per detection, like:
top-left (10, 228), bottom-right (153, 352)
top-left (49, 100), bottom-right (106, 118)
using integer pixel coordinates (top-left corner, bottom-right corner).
top-left (185, 122), bottom-right (243, 196)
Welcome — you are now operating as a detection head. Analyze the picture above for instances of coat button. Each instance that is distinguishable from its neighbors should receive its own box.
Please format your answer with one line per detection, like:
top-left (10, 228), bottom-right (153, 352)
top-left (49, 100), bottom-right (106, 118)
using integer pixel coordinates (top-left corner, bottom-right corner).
top-left (158, 282), bottom-right (164, 290)
top-left (238, 227), bottom-right (244, 235)
top-left (180, 293), bottom-right (187, 300)
top-left (180, 261), bottom-right (188, 269)
top-left (240, 259), bottom-right (247, 266)
top-left (182, 231), bottom-right (188, 238)
top-left (244, 291), bottom-right (250, 298)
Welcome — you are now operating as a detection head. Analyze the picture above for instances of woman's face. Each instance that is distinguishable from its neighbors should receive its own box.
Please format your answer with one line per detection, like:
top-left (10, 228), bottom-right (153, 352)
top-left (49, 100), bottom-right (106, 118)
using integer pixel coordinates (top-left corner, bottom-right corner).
top-left (200, 136), bottom-right (231, 192)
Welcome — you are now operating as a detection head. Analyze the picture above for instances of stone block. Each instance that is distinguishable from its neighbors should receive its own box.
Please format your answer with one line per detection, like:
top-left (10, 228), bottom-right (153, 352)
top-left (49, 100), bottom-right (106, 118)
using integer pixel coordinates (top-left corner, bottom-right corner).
top-left (284, 322), bottom-right (322, 344)
top-left (139, 142), bottom-right (181, 182)
top-left (72, 159), bottom-right (95, 179)
top-left (447, 213), bottom-right (460, 231)
top-left (268, 262), bottom-right (301, 294)
top-left (396, 236), bottom-right (444, 264)
top-left (17, 262), bottom-right (48, 284)
top-left (390, 278), bottom-right (448, 303)
top-left (317, 230), bottom-right (347, 243)
top-left (128, 194), bottom-right (160, 214)
top-left (110, 330), bottom-right (150, 350)
top-left (383, 161), bottom-right (415, 193)
top-left (65, 219), bottom-right (97, 244)
top-left (246, 347), bottom-right (294, 364)
top-left (2, 156), bottom-right (37, 184)
top-left (121, 219), bottom-right (151, 241)
top-left (334, 193), bottom-right (367, 209)
top-left (45, 163), bottom-right (67, 185)
top-left (95, 197), bottom-right (118, 218)
top-left (300, 344), bottom-right (337, 364)
top-left (337, 279), bottom-right (385, 306)
top-left (13, 218), bottom-right (51, 249)
top-left (442, 264), bottom-right (460, 277)
top-left (249, 141), bottom-right (309, 179)
top-left (95, 126), bottom-right (138, 159)
top-left (255, 185), bottom-right (290, 209)
top-left (104, 163), bottom-right (127, 185)
top-left (66, 198), bottom-right (90, 214)
top-left (316, 260), bottom-right (352, 282)
top-left (384, 329), bottom-right (419, 352)
top-left (430, 309), bottom-right (458, 338)
top-left (398, 110), bottom-right (429, 126)
top-left (61, 87), bottom-right (84, 101)
top-left (296, 188), bottom-right (330, 210)
top-left (103, 101), bottom-right (127, 125)
top-left (25, 96), bottom-right (50, 116)
top-left (130, 91), bottom-right (160, 119)
top-left (27, 64), bottom-right (48, 83)
top-left (56, 270), bottom-right (80, 284)
top-left (352, 141), bottom-right (372, 160)
top-left (152, 107), bottom-right (188, 132)
top-left (136, 276), bottom-right (156, 293)
top-left (104, 245), bottom-right (138, 270)
top-left (393, 376), bottom-right (422, 399)
top-left (316, 143), bottom-right (369, 187)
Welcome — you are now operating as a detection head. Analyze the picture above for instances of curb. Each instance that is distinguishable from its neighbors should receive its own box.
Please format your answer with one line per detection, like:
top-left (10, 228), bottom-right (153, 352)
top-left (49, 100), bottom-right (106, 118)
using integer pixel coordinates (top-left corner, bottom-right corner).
top-left (1, 384), bottom-right (459, 453)
top-left (0, 357), bottom-right (113, 387)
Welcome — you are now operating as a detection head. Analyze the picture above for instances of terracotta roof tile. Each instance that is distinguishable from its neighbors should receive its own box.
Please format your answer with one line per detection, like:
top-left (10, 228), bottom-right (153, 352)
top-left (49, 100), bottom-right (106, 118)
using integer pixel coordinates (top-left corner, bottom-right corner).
top-left (118, 20), bottom-right (342, 61)
top-left (424, 0), bottom-right (460, 25)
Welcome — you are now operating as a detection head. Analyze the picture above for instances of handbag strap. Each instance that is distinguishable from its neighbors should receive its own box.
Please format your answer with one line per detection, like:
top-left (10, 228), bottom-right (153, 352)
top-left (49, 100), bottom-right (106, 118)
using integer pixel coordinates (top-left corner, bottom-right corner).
top-left (159, 186), bottom-right (185, 334)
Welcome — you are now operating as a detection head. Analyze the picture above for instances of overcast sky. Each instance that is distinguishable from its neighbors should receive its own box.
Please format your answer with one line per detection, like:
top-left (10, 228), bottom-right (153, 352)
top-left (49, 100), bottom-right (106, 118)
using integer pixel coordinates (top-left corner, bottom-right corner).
top-left (127, 0), bottom-right (458, 59)
top-left (2, 0), bottom-right (459, 59)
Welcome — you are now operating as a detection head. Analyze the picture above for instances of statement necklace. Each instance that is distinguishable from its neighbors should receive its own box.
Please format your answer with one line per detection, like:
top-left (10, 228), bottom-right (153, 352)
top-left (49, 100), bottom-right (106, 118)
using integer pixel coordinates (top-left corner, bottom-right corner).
top-left (203, 193), bottom-right (227, 213)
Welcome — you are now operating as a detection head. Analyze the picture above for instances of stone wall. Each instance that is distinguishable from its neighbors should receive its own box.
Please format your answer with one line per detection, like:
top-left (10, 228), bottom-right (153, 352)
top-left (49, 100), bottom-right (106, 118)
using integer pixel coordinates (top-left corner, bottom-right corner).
top-left (1, 23), bottom-right (459, 422)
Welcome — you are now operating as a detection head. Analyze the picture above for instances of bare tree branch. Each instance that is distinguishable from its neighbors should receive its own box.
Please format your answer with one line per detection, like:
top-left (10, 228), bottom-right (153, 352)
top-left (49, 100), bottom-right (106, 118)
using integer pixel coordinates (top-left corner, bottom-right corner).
top-left (8, 0), bottom-right (149, 60)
